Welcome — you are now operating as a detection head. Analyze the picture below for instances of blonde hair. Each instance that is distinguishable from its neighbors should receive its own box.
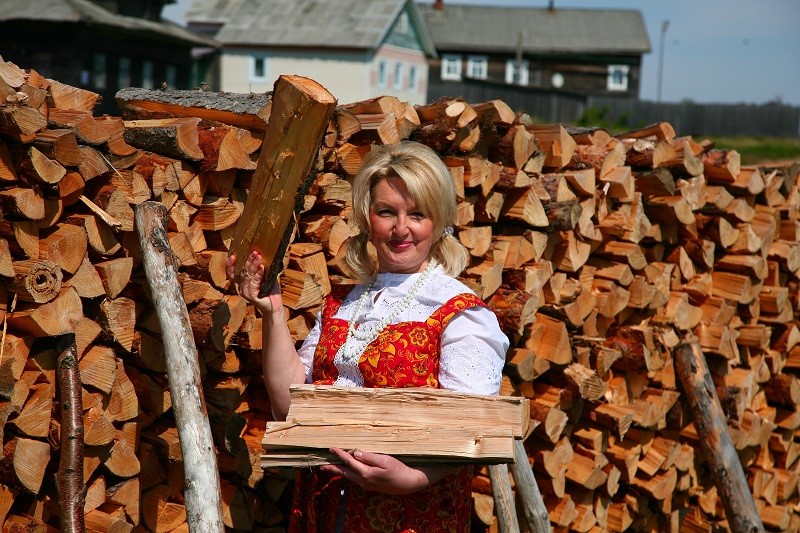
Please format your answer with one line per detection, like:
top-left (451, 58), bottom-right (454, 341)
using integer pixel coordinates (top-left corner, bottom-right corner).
top-left (345, 141), bottom-right (469, 282)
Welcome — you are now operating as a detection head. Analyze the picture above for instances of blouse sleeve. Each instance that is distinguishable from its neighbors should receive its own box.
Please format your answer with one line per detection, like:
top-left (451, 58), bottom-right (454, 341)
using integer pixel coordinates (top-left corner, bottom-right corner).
top-left (438, 305), bottom-right (509, 395)
top-left (297, 312), bottom-right (322, 384)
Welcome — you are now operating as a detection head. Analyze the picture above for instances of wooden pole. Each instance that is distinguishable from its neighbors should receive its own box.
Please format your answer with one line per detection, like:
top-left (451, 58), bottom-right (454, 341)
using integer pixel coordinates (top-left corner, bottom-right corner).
top-left (674, 340), bottom-right (764, 533)
top-left (55, 333), bottom-right (85, 533)
top-left (509, 440), bottom-right (551, 532)
top-left (228, 75), bottom-right (336, 293)
top-left (489, 463), bottom-right (521, 533)
top-left (135, 201), bottom-right (224, 533)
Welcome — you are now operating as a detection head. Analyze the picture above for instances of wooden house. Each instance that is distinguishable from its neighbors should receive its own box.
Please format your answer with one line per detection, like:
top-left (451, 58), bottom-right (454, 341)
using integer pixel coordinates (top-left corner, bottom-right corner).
top-left (419, 0), bottom-right (650, 102)
top-left (0, 0), bottom-right (219, 115)
top-left (185, 0), bottom-right (437, 105)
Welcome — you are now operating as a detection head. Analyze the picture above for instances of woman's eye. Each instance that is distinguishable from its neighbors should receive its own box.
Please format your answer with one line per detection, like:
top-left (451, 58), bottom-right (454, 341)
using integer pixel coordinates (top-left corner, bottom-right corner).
top-left (410, 212), bottom-right (426, 221)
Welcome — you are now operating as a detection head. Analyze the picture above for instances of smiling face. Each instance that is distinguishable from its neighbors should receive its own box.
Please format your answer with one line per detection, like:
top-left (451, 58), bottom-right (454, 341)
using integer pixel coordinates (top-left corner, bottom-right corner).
top-left (368, 176), bottom-right (435, 274)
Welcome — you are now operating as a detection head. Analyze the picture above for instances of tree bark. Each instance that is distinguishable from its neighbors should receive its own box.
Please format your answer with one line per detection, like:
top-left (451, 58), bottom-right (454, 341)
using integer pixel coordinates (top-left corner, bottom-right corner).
top-left (674, 340), bottom-right (764, 533)
top-left (135, 201), bottom-right (224, 532)
top-left (489, 463), bottom-right (521, 533)
top-left (509, 439), bottom-right (552, 532)
top-left (56, 333), bottom-right (85, 533)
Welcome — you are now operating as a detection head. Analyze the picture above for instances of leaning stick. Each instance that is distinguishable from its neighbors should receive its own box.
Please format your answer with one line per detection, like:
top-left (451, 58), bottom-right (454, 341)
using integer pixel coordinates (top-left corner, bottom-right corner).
top-left (489, 463), bottom-right (521, 532)
top-left (135, 201), bottom-right (224, 532)
top-left (674, 340), bottom-right (764, 533)
top-left (509, 439), bottom-right (551, 532)
top-left (56, 334), bottom-right (85, 533)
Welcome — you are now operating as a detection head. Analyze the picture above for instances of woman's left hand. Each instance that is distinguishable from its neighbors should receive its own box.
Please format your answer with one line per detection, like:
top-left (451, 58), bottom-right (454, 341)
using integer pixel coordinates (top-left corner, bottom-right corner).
top-left (321, 448), bottom-right (452, 495)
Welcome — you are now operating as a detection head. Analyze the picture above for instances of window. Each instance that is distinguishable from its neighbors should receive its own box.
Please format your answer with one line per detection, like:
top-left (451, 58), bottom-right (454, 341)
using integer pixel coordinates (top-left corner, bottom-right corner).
top-left (396, 12), bottom-right (409, 34)
top-left (607, 65), bottom-right (629, 91)
top-left (142, 60), bottom-right (154, 89)
top-left (466, 55), bottom-right (488, 80)
top-left (92, 53), bottom-right (107, 90)
top-left (377, 60), bottom-right (388, 87)
top-left (408, 65), bottom-right (418, 91)
top-left (441, 54), bottom-right (461, 81)
top-left (505, 59), bottom-right (529, 85)
top-left (250, 56), bottom-right (267, 82)
top-left (118, 57), bottom-right (131, 89)
top-left (165, 65), bottom-right (177, 88)
top-left (393, 62), bottom-right (403, 90)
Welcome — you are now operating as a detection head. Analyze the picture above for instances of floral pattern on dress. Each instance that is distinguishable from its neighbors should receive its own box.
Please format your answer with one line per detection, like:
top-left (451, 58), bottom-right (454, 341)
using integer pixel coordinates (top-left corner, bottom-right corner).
top-left (290, 290), bottom-right (486, 533)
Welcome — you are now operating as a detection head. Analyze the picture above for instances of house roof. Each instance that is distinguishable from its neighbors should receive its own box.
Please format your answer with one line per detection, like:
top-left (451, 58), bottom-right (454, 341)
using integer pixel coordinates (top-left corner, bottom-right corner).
top-left (0, 0), bottom-right (219, 47)
top-left (418, 3), bottom-right (650, 55)
top-left (185, 0), bottom-right (437, 57)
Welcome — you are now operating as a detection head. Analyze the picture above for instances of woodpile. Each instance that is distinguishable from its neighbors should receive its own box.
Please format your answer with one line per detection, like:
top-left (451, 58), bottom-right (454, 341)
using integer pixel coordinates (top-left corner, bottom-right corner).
top-left (1, 54), bottom-right (800, 531)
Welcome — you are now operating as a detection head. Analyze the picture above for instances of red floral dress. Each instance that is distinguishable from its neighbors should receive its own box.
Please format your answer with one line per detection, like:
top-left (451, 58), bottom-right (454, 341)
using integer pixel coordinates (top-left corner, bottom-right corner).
top-left (289, 287), bottom-right (487, 533)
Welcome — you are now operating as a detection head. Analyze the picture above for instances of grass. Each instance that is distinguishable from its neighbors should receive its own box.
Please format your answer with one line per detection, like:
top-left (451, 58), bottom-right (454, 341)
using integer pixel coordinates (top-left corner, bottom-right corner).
top-left (703, 136), bottom-right (800, 165)
top-left (573, 106), bottom-right (800, 166)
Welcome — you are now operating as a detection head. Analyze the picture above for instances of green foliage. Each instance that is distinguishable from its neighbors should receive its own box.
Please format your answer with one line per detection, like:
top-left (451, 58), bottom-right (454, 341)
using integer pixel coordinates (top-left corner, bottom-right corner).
top-left (577, 106), bottom-right (643, 134)
top-left (708, 136), bottom-right (800, 165)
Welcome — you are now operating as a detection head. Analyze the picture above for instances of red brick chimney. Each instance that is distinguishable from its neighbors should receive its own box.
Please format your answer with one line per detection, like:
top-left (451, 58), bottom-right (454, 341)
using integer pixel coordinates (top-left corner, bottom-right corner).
top-left (434, 0), bottom-right (444, 10)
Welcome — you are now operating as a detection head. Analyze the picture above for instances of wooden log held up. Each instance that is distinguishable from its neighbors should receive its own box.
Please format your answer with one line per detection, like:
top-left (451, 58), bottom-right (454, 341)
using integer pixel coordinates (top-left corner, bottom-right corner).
top-left (674, 340), bottom-right (765, 533)
top-left (135, 201), bottom-right (224, 532)
top-left (228, 75), bottom-right (336, 293)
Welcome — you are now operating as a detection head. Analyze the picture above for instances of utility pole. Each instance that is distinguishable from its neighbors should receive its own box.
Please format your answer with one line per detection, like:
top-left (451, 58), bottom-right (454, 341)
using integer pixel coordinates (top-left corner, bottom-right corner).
top-left (657, 19), bottom-right (670, 102)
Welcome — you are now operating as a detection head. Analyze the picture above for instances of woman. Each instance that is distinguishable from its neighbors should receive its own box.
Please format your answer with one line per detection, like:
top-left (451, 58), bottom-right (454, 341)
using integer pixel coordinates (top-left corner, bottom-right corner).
top-left (227, 141), bottom-right (509, 532)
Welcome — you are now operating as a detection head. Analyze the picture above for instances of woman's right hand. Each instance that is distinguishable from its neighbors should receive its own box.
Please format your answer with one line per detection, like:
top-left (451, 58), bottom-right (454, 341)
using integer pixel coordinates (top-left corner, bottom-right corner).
top-left (226, 251), bottom-right (284, 316)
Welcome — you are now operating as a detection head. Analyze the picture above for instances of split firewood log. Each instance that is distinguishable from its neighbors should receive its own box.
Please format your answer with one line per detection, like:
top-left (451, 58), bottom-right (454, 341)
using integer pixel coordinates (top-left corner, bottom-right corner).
top-left (116, 87), bottom-right (272, 131)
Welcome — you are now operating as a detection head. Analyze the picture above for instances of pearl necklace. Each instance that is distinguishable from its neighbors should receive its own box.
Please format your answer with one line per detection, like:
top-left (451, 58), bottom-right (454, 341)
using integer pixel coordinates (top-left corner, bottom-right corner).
top-left (338, 259), bottom-right (439, 367)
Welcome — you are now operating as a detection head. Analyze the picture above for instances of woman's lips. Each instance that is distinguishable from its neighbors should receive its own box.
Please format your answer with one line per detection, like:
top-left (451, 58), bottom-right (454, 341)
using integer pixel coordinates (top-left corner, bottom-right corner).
top-left (389, 240), bottom-right (412, 251)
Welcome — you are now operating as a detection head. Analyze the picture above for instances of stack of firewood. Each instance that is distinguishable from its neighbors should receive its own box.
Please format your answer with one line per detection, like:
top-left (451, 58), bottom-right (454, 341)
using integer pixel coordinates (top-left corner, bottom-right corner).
top-left (2, 54), bottom-right (800, 532)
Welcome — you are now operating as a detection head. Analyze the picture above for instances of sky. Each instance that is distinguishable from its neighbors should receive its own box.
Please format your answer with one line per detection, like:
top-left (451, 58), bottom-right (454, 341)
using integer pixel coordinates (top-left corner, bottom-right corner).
top-left (162, 0), bottom-right (800, 108)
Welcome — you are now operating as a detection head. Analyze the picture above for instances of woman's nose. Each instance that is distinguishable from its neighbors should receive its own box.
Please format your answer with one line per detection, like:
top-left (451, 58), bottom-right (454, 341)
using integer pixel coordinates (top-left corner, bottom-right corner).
top-left (393, 215), bottom-right (408, 235)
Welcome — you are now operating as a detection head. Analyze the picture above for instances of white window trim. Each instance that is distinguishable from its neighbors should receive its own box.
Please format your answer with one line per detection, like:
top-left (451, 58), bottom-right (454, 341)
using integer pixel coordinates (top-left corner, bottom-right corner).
top-left (441, 54), bottom-right (462, 81)
top-left (377, 60), bottom-right (388, 88)
top-left (505, 59), bottom-right (529, 85)
top-left (250, 55), bottom-right (268, 82)
top-left (466, 55), bottom-right (488, 80)
top-left (393, 62), bottom-right (403, 90)
top-left (607, 64), bottom-right (629, 92)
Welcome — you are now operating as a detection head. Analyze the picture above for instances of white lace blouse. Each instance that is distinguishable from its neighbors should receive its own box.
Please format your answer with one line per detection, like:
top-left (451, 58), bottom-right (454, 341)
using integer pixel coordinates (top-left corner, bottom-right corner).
top-left (297, 266), bottom-right (509, 395)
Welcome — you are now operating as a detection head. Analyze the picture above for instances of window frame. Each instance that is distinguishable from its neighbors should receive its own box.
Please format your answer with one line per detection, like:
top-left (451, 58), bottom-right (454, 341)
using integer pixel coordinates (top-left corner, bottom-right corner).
top-left (118, 56), bottom-right (131, 89)
top-left (505, 59), bottom-right (529, 85)
top-left (441, 54), bottom-right (462, 81)
top-left (408, 64), bottom-right (418, 92)
top-left (466, 55), bottom-right (488, 80)
top-left (165, 64), bottom-right (177, 88)
top-left (92, 53), bottom-right (107, 90)
top-left (607, 64), bottom-right (630, 92)
top-left (396, 12), bottom-right (410, 34)
top-left (377, 60), bottom-right (388, 88)
top-left (393, 62), bottom-right (404, 90)
top-left (250, 55), bottom-right (268, 82)
top-left (142, 60), bottom-right (154, 89)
